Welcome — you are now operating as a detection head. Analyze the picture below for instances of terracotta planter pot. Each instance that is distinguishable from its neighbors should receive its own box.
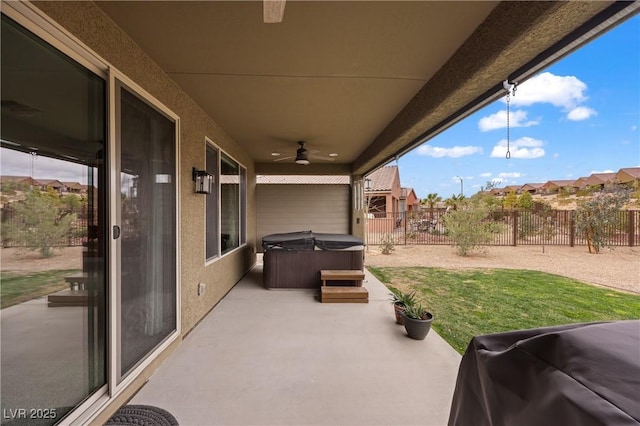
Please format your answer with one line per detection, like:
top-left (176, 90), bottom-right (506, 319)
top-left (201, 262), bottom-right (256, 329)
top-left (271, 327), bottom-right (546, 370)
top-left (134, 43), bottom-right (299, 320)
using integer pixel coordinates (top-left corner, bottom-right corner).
top-left (401, 312), bottom-right (434, 340)
top-left (393, 303), bottom-right (406, 325)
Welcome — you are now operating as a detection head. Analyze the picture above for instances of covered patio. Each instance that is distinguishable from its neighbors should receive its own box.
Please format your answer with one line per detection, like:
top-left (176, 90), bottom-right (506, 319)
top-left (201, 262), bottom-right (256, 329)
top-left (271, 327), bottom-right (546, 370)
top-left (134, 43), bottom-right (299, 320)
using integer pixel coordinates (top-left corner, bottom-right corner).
top-left (130, 262), bottom-right (461, 425)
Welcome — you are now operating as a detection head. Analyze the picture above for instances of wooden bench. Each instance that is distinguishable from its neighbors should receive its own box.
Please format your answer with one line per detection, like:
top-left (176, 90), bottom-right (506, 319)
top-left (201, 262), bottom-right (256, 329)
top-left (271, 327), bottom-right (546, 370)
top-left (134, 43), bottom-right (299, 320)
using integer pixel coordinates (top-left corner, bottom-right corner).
top-left (320, 270), bottom-right (368, 303)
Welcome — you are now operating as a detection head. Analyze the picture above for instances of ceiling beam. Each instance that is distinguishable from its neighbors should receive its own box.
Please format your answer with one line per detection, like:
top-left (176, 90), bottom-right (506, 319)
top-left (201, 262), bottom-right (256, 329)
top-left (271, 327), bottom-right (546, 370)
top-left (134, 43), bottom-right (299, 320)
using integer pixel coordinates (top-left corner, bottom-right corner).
top-left (263, 0), bottom-right (286, 23)
top-left (255, 162), bottom-right (351, 176)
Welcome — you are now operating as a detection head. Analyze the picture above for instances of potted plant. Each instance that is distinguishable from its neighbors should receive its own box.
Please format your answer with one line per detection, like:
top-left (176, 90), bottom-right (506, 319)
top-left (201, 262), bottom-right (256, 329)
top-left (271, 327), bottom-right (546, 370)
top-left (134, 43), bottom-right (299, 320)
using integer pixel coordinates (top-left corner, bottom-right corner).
top-left (389, 288), bottom-right (416, 325)
top-left (401, 301), bottom-right (434, 340)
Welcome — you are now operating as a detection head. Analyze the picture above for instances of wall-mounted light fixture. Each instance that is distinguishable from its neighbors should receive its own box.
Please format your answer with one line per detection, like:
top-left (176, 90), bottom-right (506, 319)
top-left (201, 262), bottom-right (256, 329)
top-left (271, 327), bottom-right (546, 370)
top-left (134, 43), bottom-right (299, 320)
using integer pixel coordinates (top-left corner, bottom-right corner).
top-left (192, 167), bottom-right (213, 194)
top-left (364, 178), bottom-right (372, 191)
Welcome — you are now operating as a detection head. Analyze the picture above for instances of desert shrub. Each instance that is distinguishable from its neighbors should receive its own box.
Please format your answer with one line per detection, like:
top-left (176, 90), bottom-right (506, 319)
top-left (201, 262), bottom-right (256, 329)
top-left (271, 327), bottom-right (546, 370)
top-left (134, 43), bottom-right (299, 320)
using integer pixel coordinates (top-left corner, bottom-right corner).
top-left (2, 189), bottom-right (76, 257)
top-left (575, 190), bottom-right (629, 254)
top-left (442, 200), bottom-right (501, 256)
top-left (379, 233), bottom-right (395, 254)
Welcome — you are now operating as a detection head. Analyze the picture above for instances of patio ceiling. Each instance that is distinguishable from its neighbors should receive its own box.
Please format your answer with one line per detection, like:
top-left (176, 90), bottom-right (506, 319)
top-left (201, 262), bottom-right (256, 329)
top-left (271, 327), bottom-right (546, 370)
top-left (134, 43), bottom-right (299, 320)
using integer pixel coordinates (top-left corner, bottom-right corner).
top-left (96, 1), bottom-right (637, 176)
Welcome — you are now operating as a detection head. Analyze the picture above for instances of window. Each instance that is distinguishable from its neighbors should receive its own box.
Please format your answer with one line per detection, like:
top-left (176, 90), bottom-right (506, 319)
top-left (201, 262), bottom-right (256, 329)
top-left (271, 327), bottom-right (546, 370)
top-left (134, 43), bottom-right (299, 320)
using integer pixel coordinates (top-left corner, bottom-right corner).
top-left (240, 166), bottom-right (247, 245)
top-left (221, 153), bottom-right (240, 254)
top-left (206, 146), bottom-right (246, 259)
top-left (205, 142), bottom-right (219, 260)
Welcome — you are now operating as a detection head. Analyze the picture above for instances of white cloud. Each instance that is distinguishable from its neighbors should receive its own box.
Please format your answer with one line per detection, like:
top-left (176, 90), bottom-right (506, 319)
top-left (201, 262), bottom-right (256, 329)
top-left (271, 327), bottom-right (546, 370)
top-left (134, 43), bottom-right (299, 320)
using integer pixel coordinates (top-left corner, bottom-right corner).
top-left (510, 72), bottom-right (587, 110)
top-left (498, 172), bottom-right (523, 179)
top-left (591, 169), bottom-right (615, 174)
top-left (632, 125), bottom-right (638, 131)
top-left (567, 106), bottom-right (597, 121)
top-left (478, 110), bottom-right (540, 131)
top-left (490, 136), bottom-right (545, 159)
top-left (0, 149), bottom-right (87, 183)
top-left (480, 172), bottom-right (492, 178)
top-left (416, 145), bottom-right (483, 158)
top-left (553, 153), bottom-right (560, 158)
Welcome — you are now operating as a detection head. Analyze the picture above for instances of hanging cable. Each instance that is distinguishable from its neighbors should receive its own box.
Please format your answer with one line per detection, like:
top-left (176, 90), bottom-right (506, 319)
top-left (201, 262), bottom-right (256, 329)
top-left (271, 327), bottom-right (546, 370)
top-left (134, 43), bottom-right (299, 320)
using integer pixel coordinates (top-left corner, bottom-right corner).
top-left (506, 89), bottom-right (511, 159)
top-left (503, 81), bottom-right (518, 160)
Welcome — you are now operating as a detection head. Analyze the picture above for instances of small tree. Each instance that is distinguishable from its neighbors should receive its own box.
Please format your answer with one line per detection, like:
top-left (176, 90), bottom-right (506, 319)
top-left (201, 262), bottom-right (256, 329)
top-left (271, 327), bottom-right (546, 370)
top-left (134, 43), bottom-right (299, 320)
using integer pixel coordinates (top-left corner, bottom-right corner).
top-left (517, 191), bottom-right (535, 210)
top-left (442, 199), bottom-right (502, 256)
top-left (537, 202), bottom-right (556, 253)
top-left (503, 190), bottom-right (518, 211)
top-left (2, 189), bottom-right (77, 257)
top-left (575, 190), bottom-right (629, 254)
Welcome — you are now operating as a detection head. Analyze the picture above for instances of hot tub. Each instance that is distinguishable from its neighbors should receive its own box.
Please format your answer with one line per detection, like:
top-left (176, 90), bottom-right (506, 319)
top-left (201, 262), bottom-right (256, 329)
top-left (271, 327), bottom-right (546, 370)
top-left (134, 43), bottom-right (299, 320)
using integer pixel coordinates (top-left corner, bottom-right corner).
top-left (262, 231), bottom-right (364, 289)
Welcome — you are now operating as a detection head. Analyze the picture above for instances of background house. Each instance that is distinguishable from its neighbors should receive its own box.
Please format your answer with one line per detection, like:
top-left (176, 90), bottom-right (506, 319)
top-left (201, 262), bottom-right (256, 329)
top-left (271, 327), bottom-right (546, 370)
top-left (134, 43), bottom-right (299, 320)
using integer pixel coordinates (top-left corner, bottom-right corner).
top-left (617, 167), bottom-right (640, 188)
top-left (364, 165), bottom-right (401, 218)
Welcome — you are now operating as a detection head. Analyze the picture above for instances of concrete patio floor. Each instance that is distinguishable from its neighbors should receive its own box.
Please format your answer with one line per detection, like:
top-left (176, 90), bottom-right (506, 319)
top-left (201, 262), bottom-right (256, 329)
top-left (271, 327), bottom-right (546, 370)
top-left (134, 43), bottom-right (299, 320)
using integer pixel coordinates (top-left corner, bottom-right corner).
top-left (130, 262), bottom-right (462, 425)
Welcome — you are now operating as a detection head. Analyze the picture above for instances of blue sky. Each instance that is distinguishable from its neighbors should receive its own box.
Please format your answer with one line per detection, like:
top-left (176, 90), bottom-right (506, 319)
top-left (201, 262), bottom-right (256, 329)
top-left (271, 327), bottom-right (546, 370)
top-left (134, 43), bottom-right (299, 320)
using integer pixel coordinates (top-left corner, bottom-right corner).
top-left (399, 14), bottom-right (640, 200)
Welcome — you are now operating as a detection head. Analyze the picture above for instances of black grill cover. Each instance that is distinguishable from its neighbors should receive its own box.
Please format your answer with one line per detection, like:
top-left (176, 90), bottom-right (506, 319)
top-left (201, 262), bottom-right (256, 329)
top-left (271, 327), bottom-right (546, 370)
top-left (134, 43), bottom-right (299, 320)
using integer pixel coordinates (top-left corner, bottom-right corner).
top-left (448, 321), bottom-right (640, 426)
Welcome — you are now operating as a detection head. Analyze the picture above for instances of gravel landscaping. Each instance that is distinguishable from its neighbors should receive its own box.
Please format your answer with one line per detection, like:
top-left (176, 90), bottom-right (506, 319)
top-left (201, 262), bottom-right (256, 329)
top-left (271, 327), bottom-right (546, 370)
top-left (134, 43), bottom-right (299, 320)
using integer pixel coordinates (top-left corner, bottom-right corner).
top-left (365, 244), bottom-right (640, 294)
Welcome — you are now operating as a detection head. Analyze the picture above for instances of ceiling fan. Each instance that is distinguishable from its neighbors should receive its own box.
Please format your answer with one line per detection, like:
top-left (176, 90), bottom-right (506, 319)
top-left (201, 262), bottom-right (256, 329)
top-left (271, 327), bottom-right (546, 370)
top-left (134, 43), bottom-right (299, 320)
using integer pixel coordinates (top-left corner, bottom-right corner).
top-left (272, 141), bottom-right (336, 165)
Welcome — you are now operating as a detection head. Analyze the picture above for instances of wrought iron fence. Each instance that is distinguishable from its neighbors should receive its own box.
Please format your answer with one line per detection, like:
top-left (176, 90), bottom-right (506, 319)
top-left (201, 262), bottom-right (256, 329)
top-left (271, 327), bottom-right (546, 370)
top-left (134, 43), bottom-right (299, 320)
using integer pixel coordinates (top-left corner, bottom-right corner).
top-left (366, 209), bottom-right (640, 247)
top-left (1, 207), bottom-right (90, 248)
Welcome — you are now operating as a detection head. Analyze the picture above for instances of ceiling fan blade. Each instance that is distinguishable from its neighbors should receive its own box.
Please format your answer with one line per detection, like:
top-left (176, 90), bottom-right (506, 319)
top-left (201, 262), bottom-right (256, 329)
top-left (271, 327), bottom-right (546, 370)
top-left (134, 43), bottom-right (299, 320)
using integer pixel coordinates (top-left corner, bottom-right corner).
top-left (273, 155), bottom-right (295, 162)
top-left (309, 154), bottom-right (335, 161)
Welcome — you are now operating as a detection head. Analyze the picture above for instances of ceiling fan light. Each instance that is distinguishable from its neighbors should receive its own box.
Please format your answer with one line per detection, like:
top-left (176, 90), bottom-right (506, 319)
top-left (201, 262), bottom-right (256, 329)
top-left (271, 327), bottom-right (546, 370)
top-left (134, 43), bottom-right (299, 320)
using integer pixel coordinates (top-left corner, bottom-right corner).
top-left (295, 158), bottom-right (310, 165)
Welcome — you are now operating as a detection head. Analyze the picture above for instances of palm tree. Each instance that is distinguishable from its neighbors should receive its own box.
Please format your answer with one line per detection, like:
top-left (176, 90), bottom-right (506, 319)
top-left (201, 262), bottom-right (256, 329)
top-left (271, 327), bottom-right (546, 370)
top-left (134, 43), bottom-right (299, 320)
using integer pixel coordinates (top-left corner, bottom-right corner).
top-left (444, 194), bottom-right (465, 211)
top-left (422, 193), bottom-right (442, 219)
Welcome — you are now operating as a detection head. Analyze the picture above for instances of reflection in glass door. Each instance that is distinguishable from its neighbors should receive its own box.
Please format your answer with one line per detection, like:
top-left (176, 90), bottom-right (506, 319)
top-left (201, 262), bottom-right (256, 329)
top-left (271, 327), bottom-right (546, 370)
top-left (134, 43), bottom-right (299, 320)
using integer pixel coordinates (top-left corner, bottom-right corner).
top-left (0, 14), bottom-right (106, 425)
top-left (116, 83), bottom-right (177, 378)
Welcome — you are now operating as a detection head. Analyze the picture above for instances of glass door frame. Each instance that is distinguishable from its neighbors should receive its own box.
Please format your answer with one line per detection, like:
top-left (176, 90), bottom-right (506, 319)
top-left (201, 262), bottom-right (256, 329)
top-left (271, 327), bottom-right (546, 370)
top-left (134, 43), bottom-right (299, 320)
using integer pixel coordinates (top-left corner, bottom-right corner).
top-left (1, 2), bottom-right (182, 424)
top-left (108, 70), bottom-right (182, 389)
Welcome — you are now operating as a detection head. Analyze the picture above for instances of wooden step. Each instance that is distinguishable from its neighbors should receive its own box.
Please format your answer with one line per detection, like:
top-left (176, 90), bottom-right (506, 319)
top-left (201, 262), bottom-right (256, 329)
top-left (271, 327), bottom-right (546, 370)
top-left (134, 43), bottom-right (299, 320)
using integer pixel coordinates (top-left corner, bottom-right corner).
top-left (320, 269), bottom-right (365, 287)
top-left (321, 286), bottom-right (368, 303)
top-left (47, 289), bottom-right (89, 307)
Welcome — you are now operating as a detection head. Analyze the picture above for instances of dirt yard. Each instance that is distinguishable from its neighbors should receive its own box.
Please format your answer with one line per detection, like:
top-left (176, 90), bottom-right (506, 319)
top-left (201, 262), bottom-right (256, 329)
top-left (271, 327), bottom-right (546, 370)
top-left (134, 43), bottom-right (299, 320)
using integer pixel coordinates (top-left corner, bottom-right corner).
top-left (364, 245), bottom-right (640, 294)
top-left (1, 247), bottom-right (83, 272)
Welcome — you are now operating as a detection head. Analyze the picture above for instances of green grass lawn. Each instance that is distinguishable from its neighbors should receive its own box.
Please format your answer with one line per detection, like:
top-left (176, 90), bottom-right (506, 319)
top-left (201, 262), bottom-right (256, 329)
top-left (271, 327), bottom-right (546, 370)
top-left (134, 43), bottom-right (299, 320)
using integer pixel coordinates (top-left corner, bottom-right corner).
top-left (1, 269), bottom-right (80, 309)
top-left (368, 266), bottom-right (640, 354)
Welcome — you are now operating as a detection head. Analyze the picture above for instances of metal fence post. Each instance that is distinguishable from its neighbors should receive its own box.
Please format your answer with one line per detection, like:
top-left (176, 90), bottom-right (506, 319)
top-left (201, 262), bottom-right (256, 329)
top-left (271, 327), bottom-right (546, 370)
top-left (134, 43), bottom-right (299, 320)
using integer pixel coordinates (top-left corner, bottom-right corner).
top-left (629, 210), bottom-right (635, 247)
top-left (569, 212), bottom-right (575, 247)
top-left (512, 210), bottom-right (518, 246)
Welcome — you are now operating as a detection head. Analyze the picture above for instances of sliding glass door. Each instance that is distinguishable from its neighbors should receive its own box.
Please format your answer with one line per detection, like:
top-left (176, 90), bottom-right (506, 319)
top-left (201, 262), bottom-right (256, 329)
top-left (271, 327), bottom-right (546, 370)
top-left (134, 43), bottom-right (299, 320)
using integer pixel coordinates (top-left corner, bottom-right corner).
top-left (1, 14), bottom-right (106, 424)
top-left (1, 10), bottom-right (179, 423)
top-left (115, 82), bottom-right (177, 379)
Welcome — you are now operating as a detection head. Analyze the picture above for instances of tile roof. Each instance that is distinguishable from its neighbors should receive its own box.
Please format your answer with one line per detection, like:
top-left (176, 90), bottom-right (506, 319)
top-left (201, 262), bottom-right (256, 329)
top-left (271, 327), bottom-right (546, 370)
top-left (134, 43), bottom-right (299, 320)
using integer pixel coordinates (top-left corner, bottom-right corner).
top-left (365, 165), bottom-right (398, 192)
top-left (584, 173), bottom-right (616, 185)
top-left (616, 167), bottom-right (640, 182)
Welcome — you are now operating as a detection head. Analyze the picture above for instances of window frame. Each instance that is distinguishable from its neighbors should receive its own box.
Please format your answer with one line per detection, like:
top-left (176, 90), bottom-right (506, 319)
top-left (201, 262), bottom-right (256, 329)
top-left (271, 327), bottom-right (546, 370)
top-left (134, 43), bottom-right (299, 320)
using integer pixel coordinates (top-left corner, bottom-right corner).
top-left (204, 140), bottom-right (247, 264)
top-left (204, 139), bottom-right (219, 262)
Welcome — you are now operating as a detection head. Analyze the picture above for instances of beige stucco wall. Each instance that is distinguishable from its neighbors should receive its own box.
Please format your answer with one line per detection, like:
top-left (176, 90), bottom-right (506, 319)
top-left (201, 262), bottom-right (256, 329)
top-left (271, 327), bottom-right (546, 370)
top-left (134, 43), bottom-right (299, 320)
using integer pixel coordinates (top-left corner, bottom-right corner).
top-left (30, 0), bottom-right (257, 420)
